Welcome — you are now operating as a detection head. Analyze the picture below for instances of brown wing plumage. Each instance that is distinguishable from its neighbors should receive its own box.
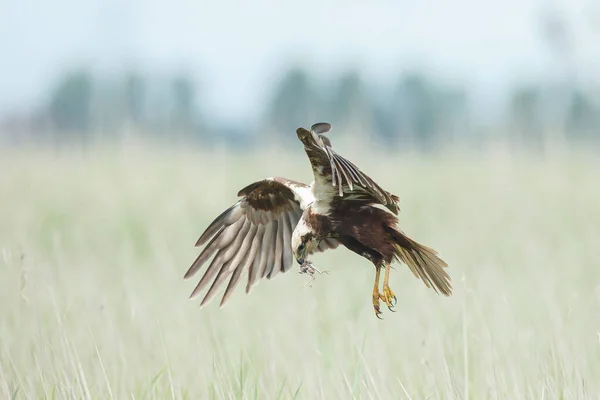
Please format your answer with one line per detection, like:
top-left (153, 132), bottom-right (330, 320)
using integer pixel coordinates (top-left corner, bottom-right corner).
top-left (184, 177), bottom-right (333, 308)
top-left (296, 123), bottom-right (400, 214)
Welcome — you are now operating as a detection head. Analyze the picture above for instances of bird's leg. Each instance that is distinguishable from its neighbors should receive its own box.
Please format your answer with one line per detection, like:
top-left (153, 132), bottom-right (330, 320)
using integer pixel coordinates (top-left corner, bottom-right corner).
top-left (372, 265), bottom-right (384, 319)
top-left (381, 261), bottom-right (397, 309)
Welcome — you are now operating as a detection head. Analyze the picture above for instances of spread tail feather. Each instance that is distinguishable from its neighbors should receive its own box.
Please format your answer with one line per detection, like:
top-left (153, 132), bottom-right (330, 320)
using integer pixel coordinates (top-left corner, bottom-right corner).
top-left (388, 227), bottom-right (452, 296)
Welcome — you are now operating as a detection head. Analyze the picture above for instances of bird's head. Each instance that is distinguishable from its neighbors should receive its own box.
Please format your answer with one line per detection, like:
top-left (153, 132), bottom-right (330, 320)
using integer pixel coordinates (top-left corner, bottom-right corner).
top-left (291, 219), bottom-right (319, 265)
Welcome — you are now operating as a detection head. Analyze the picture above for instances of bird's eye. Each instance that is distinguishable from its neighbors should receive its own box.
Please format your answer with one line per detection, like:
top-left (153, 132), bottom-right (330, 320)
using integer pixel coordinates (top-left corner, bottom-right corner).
top-left (298, 243), bottom-right (305, 252)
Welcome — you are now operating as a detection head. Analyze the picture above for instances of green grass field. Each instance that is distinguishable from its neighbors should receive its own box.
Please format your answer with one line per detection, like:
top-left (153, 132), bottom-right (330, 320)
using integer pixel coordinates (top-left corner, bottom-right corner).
top-left (1, 143), bottom-right (599, 399)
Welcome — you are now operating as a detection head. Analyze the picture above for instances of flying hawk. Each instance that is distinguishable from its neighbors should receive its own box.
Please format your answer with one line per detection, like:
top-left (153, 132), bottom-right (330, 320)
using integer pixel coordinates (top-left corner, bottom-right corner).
top-left (184, 123), bottom-right (452, 318)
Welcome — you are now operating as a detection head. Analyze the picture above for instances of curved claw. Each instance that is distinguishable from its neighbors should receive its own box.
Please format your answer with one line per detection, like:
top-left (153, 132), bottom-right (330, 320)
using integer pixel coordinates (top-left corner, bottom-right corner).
top-left (373, 293), bottom-right (384, 319)
top-left (387, 305), bottom-right (396, 312)
top-left (381, 285), bottom-right (396, 310)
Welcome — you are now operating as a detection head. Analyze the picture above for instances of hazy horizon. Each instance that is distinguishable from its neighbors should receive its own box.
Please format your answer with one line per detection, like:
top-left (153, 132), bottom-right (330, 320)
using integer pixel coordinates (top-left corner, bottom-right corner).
top-left (3, 0), bottom-right (598, 125)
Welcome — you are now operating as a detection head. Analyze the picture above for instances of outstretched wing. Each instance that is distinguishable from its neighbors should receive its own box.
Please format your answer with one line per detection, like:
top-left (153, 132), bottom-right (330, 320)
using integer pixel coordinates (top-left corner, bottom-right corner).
top-left (184, 177), bottom-right (335, 308)
top-left (296, 123), bottom-right (400, 214)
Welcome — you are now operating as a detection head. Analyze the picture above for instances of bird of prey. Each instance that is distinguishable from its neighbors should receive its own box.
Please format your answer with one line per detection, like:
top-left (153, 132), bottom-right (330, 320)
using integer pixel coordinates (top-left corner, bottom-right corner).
top-left (184, 122), bottom-right (451, 318)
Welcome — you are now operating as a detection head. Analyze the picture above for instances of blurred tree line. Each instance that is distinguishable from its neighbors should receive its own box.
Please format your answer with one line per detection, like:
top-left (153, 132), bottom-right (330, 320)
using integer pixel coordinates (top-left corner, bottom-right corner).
top-left (1, 62), bottom-right (596, 150)
top-left (26, 63), bottom-right (596, 149)
top-left (265, 67), bottom-right (470, 150)
top-left (1, 4), bottom-right (598, 150)
top-left (45, 69), bottom-right (201, 141)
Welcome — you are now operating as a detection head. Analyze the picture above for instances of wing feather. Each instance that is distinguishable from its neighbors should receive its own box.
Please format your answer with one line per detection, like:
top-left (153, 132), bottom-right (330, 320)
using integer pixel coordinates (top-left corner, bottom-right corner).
top-left (185, 218), bottom-right (244, 279)
top-left (257, 219), bottom-right (276, 281)
top-left (331, 155), bottom-right (353, 194)
top-left (280, 210), bottom-right (294, 273)
top-left (296, 124), bottom-right (400, 214)
top-left (335, 154), bottom-right (366, 186)
top-left (268, 218), bottom-right (284, 279)
top-left (262, 220), bottom-right (278, 279)
top-left (200, 223), bottom-right (257, 307)
top-left (186, 178), bottom-right (313, 307)
top-left (195, 203), bottom-right (245, 246)
top-left (326, 147), bottom-right (339, 188)
top-left (220, 224), bottom-right (261, 306)
top-left (245, 224), bottom-right (267, 293)
top-left (191, 219), bottom-right (251, 299)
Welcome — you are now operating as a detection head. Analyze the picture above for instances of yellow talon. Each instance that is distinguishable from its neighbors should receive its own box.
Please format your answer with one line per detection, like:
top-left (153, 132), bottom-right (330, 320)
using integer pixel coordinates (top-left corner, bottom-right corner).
top-left (372, 265), bottom-right (384, 319)
top-left (382, 285), bottom-right (397, 310)
top-left (381, 261), bottom-right (397, 311)
top-left (372, 262), bottom-right (397, 318)
top-left (373, 288), bottom-right (383, 319)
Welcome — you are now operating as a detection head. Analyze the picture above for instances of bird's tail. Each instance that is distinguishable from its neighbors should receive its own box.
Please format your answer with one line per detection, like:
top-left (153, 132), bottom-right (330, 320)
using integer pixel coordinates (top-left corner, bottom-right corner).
top-left (386, 227), bottom-right (452, 296)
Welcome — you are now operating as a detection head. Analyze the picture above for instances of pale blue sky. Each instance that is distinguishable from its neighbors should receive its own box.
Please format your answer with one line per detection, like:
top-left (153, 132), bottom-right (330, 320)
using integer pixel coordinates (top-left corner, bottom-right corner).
top-left (0, 0), bottom-right (597, 123)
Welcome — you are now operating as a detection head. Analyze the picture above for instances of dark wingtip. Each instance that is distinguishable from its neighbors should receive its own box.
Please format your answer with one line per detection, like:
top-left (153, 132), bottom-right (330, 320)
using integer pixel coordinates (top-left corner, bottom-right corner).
top-left (183, 268), bottom-right (195, 280)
